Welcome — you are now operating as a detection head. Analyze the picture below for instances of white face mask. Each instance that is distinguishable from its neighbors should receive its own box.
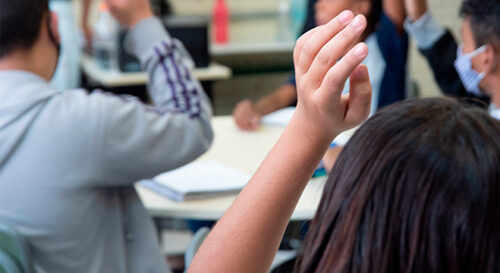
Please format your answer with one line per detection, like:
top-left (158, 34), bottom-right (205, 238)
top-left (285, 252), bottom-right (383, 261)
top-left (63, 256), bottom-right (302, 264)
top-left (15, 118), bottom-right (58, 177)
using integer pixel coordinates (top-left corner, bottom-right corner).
top-left (489, 104), bottom-right (500, 120)
top-left (454, 45), bottom-right (487, 96)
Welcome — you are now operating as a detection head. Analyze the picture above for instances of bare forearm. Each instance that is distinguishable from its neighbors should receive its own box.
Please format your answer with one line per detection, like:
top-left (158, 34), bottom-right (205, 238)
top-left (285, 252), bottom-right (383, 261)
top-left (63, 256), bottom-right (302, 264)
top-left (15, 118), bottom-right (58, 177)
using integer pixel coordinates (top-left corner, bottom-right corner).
top-left (383, 0), bottom-right (406, 34)
top-left (255, 84), bottom-right (297, 115)
top-left (404, 0), bottom-right (428, 22)
top-left (81, 0), bottom-right (92, 27)
top-left (189, 116), bottom-right (333, 273)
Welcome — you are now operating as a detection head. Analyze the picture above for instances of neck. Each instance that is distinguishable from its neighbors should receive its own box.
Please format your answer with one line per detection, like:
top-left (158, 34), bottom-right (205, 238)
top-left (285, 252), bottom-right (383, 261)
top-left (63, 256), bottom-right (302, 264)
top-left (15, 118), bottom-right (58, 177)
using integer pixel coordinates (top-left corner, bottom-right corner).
top-left (0, 26), bottom-right (57, 81)
top-left (0, 52), bottom-right (44, 79)
top-left (487, 78), bottom-right (500, 104)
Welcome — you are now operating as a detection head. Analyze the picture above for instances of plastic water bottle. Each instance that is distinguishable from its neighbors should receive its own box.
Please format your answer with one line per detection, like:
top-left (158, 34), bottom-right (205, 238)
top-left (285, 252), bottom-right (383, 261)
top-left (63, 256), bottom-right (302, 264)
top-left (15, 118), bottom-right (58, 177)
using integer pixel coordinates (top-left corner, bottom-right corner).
top-left (213, 0), bottom-right (229, 44)
top-left (93, 2), bottom-right (119, 70)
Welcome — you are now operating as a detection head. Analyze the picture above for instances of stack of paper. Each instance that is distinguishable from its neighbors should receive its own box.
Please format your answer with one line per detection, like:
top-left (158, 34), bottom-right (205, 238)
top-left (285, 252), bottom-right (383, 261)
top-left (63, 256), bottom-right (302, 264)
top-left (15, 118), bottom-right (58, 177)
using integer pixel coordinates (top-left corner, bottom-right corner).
top-left (140, 161), bottom-right (251, 202)
top-left (261, 107), bottom-right (295, 127)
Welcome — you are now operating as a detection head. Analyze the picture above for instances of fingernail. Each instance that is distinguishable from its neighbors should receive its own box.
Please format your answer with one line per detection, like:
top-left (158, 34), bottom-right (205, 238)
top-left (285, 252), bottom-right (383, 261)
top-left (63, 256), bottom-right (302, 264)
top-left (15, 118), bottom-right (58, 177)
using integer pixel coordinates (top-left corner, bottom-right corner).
top-left (337, 10), bottom-right (352, 24)
top-left (353, 66), bottom-right (367, 79)
top-left (354, 44), bottom-right (367, 57)
top-left (352, 15), bottom-right (364, 30)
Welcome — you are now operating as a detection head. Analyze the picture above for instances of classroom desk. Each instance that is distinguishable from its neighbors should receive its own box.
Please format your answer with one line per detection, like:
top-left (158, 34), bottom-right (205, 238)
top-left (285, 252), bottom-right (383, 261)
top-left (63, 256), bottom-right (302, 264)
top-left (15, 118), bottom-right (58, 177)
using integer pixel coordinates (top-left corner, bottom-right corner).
top-left (80, 54), bottom-right (232, 88)
top-left (136, 116), bottom-right (327, 221)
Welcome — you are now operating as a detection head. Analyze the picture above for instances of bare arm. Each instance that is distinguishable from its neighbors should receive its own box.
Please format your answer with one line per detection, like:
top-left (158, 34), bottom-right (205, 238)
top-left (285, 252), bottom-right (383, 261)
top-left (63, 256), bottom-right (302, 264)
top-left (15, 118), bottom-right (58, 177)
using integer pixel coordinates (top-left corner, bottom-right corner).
top-left (82, 0), bottom-right (93, 46)
top-left (404, 0), bottom-right (428, 22)
top-left (255, 84), bottom-right (297, 115)
top-left (189, 11), bottom-right (372, 273)
top-left (383, 0), bottom-right (406, 34)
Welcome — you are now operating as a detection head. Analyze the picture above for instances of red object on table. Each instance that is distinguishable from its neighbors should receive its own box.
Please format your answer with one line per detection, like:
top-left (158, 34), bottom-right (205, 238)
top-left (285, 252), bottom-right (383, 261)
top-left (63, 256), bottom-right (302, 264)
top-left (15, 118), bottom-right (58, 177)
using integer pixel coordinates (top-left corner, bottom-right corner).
top-left (213, 0), bottom-right (229, 44)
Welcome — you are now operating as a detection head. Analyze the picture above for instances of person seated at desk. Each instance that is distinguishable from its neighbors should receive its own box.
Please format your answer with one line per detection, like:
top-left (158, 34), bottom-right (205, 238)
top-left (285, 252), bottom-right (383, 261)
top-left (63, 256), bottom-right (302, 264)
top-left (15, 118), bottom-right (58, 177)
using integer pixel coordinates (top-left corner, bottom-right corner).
top-left (188, 11), bottom-right (500, 273)
top-left (403, 0), bottom-right (498, 108)
top-left (233, 0), bottom-right (408, 131)
top-left (0, 0), bottom-right (213, 272)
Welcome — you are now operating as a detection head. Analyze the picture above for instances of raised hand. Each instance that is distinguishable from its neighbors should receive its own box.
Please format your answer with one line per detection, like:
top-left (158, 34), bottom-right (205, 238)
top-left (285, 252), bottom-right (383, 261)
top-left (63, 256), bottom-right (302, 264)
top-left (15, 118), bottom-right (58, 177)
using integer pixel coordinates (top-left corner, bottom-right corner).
top-left (404, 0), bottom-right (428, 22)
top-left (104, 0), bottom-right (154, 27)
top-left (293, 10), bottom-right (372, 143)
top-left (187, 11), bottom-right (372, 273)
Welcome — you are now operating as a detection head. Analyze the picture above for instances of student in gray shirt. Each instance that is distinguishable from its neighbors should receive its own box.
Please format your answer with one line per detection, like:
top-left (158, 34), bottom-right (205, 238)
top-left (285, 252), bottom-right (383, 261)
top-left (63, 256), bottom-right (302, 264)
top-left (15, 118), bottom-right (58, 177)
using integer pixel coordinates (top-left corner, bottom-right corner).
top-left (0, 0), bottom-right (213, 272)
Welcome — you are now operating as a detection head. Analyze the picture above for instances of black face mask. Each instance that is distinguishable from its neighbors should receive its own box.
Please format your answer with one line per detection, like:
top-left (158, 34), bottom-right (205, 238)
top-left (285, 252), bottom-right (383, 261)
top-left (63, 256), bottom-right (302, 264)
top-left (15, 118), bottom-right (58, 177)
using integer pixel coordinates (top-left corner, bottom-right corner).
top-left (47, 15), bottom-right (61, 79)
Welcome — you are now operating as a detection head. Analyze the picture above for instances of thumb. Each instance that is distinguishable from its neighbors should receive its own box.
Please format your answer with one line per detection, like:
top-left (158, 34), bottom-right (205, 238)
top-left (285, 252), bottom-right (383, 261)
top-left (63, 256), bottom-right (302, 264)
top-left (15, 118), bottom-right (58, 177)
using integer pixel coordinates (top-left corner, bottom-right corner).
top-left (345, 65), bottom-right (371, 126)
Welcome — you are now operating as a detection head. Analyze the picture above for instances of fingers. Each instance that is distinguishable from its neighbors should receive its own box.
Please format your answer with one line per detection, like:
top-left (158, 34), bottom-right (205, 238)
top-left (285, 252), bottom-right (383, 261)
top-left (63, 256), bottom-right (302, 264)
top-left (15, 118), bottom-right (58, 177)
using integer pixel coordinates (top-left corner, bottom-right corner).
top-left (293, 28), bottom-right (319, 75)
top-left (320, 43), bottom-right (368, 102)
top-left (345, 65), bottom-right (372, 126)
top-left (295, 10), bottom-right (355, 76)
top-left (233, 101), bottom-right (261, 131)
top-left (306, 15), bottom-right (367, 88)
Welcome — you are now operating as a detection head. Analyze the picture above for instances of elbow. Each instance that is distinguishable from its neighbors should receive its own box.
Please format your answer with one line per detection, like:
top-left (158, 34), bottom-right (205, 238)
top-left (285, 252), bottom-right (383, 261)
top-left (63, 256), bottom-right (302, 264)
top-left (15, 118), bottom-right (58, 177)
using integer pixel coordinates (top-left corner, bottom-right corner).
top-left (198, 122), bottom-right (214, 155)
top-left (184, 118), bottom-right (214, 163)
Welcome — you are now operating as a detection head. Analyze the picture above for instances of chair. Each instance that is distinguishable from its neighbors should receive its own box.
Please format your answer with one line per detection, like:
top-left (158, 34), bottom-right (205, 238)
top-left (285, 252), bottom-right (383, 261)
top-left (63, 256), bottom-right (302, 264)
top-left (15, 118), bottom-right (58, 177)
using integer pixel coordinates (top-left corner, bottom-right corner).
top-left (182, 227), bottom-right (298, 273)
top-left (0, 223), bottom-right (35, 273)
top-left (183, 227), bottom-right (210, 272)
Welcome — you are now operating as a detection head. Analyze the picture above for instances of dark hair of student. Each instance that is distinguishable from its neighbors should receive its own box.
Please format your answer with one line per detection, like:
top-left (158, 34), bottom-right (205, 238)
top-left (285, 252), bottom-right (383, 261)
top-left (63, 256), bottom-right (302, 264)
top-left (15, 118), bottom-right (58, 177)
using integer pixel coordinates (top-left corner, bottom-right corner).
top-left (294, 97), bottom-right (500, 273)
top-left (460, 0), bottom-right (500, 48)
top-left (0, 0), bottom-right (49, 58)
top-left (363, 0), bottom-right (382, 37)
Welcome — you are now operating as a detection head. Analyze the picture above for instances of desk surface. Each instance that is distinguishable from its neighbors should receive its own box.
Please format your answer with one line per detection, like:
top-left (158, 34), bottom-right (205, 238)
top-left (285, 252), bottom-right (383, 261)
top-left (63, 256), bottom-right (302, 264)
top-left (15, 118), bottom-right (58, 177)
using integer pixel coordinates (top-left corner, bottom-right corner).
top-left (137, 116), bottom-right (326, 221)
top-left (81, 54), bottom-right (232, 88)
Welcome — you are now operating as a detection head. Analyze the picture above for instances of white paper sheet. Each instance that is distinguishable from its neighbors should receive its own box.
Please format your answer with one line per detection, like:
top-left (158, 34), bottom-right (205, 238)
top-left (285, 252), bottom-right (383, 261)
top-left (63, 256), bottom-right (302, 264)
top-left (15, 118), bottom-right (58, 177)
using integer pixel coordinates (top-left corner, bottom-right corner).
top-left (140, 161), bottom-right (251, 201)
top-left (261, 107), bottom-right (295, 127)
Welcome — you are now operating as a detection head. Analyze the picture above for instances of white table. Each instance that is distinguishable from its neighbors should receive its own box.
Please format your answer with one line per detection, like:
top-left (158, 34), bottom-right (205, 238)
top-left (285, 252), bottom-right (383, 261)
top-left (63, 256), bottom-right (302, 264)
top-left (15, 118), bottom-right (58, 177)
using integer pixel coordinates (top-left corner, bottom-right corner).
top-left (137, 116), bottom-right (326, 221)
top-left (81, 54), bottom-right (232, 88)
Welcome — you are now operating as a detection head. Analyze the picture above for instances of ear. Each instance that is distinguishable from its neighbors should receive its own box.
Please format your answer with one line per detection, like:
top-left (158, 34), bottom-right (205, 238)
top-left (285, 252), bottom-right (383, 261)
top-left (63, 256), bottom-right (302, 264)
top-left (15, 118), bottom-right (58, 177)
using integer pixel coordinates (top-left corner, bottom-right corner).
top-left (48, 11), bottom-right (61, 44)
top-left (352, 0), bottom-right (371, 18)
top-left (483, 45), bottom-right (499, 74)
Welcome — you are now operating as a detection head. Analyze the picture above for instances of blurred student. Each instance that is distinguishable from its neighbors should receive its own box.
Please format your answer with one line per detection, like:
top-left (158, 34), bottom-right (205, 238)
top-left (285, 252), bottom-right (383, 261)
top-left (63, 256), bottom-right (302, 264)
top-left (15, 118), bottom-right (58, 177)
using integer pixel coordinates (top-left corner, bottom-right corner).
top-left (49, 0), bottom-right (92, 90)
top-left (233, 0), bottom-right (408, 131)
top-left (188, 11), bottom-right (500, 273)
top-left (404, 0), bottom-right (499, 107)
top-left (0, 0), bottom-right (213, 272)
top-left (323, 0), bottom-right (500, 171)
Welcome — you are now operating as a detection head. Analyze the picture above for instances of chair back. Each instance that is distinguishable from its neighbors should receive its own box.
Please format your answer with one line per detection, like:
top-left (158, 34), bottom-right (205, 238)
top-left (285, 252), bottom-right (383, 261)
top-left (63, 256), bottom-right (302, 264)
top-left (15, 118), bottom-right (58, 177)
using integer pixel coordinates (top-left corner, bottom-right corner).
top-left (184, 227), bottom-right (210, 272)
top-left (0, 224), bottom-right (35, 273)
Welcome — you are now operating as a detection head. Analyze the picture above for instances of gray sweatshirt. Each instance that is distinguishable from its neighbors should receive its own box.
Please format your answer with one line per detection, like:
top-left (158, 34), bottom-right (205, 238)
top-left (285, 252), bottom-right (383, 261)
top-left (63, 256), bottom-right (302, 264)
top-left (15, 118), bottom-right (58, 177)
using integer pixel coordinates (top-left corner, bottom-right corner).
top-left (0, 17), bottom-right (213, 273)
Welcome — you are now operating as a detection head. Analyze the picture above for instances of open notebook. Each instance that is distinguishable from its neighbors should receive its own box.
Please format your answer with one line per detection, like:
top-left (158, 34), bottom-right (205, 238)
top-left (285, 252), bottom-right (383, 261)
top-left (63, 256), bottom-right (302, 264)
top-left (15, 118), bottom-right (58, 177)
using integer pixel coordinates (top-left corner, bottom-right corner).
top-left (139, 161), bottom-right (251, 202)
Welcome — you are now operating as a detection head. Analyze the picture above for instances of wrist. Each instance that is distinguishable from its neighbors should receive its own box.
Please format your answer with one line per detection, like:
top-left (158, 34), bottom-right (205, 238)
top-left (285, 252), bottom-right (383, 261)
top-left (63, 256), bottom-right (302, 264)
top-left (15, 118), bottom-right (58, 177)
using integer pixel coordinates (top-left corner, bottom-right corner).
top-left (408, 8), bottom-right (428, 22)
top-left (129, 10), bottom-right (154, 28)
top-left (254, 101), bottom-right (267, 116)
top-left (289, 110), bottom-right (338, 149)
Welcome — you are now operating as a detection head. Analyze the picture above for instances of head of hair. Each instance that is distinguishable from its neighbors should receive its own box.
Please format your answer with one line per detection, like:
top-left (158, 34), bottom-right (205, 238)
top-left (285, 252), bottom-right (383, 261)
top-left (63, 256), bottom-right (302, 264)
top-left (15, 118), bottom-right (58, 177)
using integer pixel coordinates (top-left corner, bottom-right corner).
top-left (0, 0), bottom-right (49, 58)
top-left (460, 0), bottom-right (500, 48)
top-left (362, 0), bottom-right (382, 36)
top-left (295, 97), bottom-right (500, 273)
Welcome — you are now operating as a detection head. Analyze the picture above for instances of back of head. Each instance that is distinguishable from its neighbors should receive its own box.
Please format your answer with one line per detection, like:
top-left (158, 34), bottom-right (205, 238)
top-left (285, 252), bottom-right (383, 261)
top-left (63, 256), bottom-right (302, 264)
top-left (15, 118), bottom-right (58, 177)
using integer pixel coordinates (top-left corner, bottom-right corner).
top-left (0, 0), bottom-right (49, 58)
top-left (296, 98), bottom-right (500, 273)
top-left (460, 0), bottom-right (500, 49)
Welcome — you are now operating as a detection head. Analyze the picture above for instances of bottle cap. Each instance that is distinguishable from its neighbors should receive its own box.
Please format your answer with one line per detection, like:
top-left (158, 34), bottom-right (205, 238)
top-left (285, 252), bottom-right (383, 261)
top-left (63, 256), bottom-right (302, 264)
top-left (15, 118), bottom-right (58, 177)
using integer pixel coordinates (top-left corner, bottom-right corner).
top-left (99, 2), bottom-right (109, 12)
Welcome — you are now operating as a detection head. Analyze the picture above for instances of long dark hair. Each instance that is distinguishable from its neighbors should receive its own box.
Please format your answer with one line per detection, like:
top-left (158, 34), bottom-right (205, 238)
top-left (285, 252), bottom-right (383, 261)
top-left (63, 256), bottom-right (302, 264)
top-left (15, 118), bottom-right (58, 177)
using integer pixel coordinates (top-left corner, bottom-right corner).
top-left (295, 98), bottom-right (500, 273)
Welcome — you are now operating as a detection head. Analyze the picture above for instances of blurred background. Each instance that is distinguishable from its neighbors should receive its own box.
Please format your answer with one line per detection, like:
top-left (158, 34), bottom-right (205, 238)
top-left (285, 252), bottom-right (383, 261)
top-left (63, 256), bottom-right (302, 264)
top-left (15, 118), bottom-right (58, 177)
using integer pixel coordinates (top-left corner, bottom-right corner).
top-left (74, 0), bottom-right (463, 114)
